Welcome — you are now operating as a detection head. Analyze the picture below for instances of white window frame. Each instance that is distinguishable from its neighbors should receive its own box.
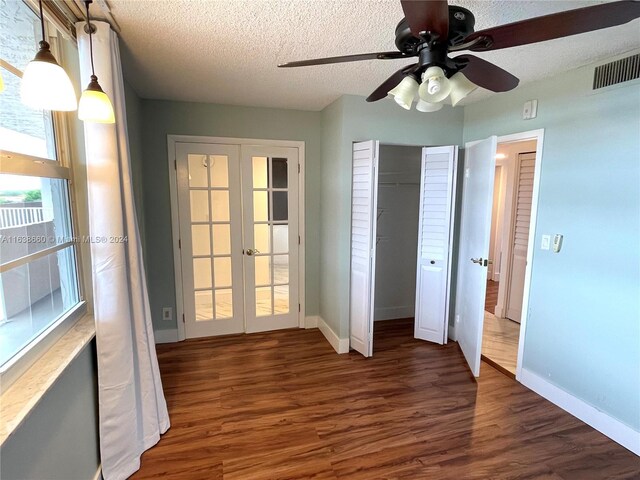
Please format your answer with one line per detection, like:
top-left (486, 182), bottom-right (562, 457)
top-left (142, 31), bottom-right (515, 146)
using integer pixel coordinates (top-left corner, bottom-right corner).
top-left (0, 6), bottom-right (86, 389)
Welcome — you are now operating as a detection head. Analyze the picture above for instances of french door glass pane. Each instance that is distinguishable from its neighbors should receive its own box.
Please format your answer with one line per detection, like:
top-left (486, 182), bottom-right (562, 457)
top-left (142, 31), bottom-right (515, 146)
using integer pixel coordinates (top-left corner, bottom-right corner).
top-left (252, 157), bottom-right (268, 189)
top-left (190, 191), bottom-right (209, 222)
top-left (255, 255), bottom-right (271, 286)
top-left (272, 192), bottom-right (288, 221)
top-left (256, 286), bottom-right (272, 316)
top-left (209, 155), bottom-right (229, 188)
top-left (272, 158), bottom-right (288, 188)
top-left (215, 289), bottom-right (232, 318)
top-left (212, 224), bottom-right (231, 255)
top-left (254, 224), bottom-right (270, 254)
top-left (211, 191), bottom-right (230, 222)
top-left (253, 191), bottom-right (268, 222)
top-left (195, 291), bottom-right (213, 321)
top-left (273, 255), bottom-right (289, 284)
top-left (274, 285), bottom-right (289, 314)
top-left (272, 224), bottom-right (288, 254)
top-left (193, 258), bottom-right (212, 289)
top-left (188, 154), bottom-right (208, 187)
top-left (191, 225), bottom-right (210, 256)
top-left (213, 257), bottom-right (232, 288)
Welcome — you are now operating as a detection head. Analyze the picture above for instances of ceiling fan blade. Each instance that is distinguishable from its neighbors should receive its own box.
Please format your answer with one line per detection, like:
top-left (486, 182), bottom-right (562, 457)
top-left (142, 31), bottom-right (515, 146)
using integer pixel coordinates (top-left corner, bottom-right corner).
top-left (278, 51), bottom-right (408, 68)
top-left (366, 63), bottom-right (419, 102)
top-left (464, 0), bottom-right (640, 52)
top-left (400, 0), bottom-right (449, 39)
top-left (454, 55), bottom-right (519, 92)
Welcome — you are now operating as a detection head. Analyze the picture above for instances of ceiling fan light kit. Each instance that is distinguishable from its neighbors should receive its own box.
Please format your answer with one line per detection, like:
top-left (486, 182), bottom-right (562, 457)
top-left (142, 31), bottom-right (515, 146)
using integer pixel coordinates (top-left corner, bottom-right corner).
top-left (388, 75), bottom-right (419, 110)
top-left (278, 0), bottom-right (640, 113)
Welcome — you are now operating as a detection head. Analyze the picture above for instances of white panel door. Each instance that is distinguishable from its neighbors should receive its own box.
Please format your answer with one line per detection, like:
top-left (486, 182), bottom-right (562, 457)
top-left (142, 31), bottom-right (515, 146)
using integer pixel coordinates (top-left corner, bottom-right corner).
top-left (349, 140), bottom-right (379, 357)
top-left (241, 146), bottom-right (299, 333)
top-left (414, 146), bottom-right (458, 344)
top-left (506, 151), bottom-right (536, 322)
top-left (455, 136), bottom-right (497, 376)
top-left (176, 143), bottom-right (245, 338)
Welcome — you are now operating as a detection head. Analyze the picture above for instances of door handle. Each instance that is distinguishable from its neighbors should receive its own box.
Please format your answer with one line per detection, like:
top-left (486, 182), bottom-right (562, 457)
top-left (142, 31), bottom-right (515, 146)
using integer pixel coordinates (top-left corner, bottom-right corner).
top-left (471, 257), bottom-right (483, 264)
top-left (245, 248), bottom-right (260, 256)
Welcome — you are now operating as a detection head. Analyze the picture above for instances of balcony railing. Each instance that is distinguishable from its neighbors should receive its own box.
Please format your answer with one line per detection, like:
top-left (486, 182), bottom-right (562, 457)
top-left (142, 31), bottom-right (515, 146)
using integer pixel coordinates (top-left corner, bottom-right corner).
top-left (0, 207), bottom-right (46, 229)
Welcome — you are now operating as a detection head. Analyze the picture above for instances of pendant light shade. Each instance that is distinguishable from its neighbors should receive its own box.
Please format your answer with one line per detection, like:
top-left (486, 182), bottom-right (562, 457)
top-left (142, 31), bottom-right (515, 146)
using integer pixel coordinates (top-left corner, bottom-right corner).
top-left (418, 66), bottom-right (451, 104)
top-left (416, 99), bottom-right (443, 112)
top-left (79, 75), bottom-right (115, 123)
top-left (388, 75), bottom-right (419, 110)
top-left (449, 72), bottom-right (478, 107)
top-left (20, 0), bottom-right (77, 112)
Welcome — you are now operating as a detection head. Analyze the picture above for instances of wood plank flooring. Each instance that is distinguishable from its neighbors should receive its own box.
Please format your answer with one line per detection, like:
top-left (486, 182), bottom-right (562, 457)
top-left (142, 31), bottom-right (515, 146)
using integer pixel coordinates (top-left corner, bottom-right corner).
top-left (482, 312), bottom-right (520, 376)
top-left (131, 319), bottom-right (639, 480)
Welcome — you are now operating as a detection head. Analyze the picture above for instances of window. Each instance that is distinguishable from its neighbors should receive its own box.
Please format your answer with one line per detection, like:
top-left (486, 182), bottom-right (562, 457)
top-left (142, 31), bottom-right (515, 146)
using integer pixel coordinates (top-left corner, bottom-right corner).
top-left (0, 0), bottom-right (84, 385)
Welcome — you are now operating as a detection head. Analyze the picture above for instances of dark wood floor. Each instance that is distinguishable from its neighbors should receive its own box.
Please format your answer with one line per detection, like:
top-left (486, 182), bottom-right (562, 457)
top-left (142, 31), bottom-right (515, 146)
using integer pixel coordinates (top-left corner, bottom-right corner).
top-left (131, 320), bottom-right (639, 479)
top-left (485, 279), bottom-right (499, 313)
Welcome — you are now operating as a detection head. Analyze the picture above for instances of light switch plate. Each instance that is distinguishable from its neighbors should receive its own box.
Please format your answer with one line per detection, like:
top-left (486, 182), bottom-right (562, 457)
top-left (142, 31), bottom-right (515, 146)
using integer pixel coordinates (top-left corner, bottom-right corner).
top-left (162, 307), bottom-right (173, 321)
top-left (541, 235), bottom-right (551, 250)
top-left (523, 99), bottom-right (538, 120)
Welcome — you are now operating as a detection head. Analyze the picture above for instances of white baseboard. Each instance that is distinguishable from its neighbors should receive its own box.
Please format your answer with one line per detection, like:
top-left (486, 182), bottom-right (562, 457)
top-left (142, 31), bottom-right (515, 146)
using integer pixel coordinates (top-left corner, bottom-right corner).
top-left (374, 306), bottom-right (414, 321)
top-left (317, 316), bottom-right (349, 354)
top-left (519, 368), bottom-right (640, 455)
top-left (304, 315), bottom-right (319, 329)
top-left (92, 464), bottom-right (103, 480)
top-left (153, 328), bottom-right (179, 344)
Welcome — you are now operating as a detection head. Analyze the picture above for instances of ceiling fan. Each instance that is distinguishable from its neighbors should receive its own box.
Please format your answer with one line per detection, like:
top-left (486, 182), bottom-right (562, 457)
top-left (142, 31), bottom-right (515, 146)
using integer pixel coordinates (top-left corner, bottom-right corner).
top-left (278, 0), bottom-right (640, 112)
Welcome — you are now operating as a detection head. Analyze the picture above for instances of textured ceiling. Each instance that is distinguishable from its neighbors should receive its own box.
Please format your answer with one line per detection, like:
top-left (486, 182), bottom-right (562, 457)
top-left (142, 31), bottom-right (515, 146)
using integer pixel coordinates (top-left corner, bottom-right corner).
top-left (112, 0), bottom-right (640, 110)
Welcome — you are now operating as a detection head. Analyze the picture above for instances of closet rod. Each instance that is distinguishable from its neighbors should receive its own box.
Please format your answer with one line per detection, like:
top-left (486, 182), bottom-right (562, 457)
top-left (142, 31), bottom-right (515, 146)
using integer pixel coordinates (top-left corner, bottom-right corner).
top-left (378, 182), bottom-right (420, 186)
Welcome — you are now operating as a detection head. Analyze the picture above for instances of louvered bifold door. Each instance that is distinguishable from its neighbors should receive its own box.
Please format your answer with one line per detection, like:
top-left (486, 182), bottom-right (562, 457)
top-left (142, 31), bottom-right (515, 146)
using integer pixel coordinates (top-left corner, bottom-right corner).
top-left (349, 140), bottom-right (379, 357)
top-left (414, 146), bottom-right (458, 344)
top-left (506, 152), bottom-right (536, 322)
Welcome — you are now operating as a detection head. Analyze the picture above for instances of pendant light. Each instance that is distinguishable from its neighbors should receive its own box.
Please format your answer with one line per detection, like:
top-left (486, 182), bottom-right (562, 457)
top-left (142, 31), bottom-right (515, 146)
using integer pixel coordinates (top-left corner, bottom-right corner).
top-left (20, 0), bottom-right (77, 111)
top-left (78, 0), bottom-right (115, 123)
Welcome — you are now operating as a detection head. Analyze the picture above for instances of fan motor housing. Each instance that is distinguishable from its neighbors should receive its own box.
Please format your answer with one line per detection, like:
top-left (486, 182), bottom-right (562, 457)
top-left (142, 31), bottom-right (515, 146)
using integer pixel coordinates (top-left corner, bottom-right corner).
top-left (395, 5), bottom-right (476, 54)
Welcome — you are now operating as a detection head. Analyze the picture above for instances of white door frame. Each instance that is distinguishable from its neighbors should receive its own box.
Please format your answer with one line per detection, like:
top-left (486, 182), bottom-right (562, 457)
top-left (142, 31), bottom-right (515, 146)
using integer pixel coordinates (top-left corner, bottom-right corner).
top-left (493, 129), bottom-right (544, 380)
top-left (167, 135), bottom-right (306, 341)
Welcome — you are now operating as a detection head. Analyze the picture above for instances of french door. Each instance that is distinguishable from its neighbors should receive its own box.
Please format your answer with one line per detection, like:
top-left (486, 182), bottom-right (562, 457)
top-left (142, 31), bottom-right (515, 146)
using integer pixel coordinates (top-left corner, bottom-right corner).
top-left (176, 142), bottom-right (299, 338)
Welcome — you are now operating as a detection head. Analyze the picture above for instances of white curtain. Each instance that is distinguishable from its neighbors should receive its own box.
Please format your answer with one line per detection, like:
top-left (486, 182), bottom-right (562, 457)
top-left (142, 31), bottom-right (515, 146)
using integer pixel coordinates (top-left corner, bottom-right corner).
top-left (76, 21), bottom-right (170, 480)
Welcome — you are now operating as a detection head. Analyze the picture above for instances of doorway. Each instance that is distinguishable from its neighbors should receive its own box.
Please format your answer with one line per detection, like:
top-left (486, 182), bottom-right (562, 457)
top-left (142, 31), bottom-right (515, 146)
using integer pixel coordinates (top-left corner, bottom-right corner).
top-left (482, 139), bottom-right (538, 377)
top-left (168, 137), bottom-right (304, 340)
top-left (372, 145), bottom-right (422, 345)
top-left (349, 141), bottom-right (458, 357)
top-left (454, 129), bottom-right (543, 378)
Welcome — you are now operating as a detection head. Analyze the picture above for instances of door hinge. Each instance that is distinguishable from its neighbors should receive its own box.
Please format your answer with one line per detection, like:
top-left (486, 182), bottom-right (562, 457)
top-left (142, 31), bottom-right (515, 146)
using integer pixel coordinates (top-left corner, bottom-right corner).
top-left (182, 313), bottom-right (185, 323)
top-left (174, 159), bottom-right (177, 170)
top-left (298, 163), bottom-right (300, 174)
top-left (178, 238), bottom-right (181, 249)
top-left (298, 235), bottom-right (301, 245)
top-left (298, 303), bottom-right (301, 312)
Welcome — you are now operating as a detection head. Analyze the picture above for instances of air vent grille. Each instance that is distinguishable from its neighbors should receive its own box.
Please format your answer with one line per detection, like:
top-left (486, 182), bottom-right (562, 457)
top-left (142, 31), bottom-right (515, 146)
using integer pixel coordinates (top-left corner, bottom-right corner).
top-left (593, 54), bottom-right (640, 90)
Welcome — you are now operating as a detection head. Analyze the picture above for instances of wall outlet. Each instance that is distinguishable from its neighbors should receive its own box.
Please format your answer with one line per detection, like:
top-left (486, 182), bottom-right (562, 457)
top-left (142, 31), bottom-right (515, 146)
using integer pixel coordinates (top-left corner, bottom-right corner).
top-left (162, 307), bottom-right (173, 321)
top-left (541, 235), bottom-right (551, 250)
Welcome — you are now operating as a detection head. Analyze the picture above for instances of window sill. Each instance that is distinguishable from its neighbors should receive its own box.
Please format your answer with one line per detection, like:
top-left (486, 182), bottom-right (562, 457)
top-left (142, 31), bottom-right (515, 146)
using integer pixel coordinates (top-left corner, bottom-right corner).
top-left (0, 314), bottom-right (96, 447)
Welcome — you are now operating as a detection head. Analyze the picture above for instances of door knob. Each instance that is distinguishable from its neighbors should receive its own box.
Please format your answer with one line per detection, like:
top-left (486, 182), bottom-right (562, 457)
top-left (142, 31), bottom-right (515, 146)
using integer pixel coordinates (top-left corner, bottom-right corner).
top-left (471, 257), bottom-right (483, 264)
top-left (245, 248), bottom-right (260, 256)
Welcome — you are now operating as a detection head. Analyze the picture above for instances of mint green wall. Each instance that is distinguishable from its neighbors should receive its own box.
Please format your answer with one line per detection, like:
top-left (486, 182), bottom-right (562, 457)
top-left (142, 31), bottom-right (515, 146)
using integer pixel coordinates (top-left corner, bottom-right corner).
top-left (1, 342), bottom-right (100, 480)
top-left (319, 95), bottom-right (464, 337)
top-left (140, 100), bottom-right (322, 331)
top-left (463, 62), bottom-right (640, 431)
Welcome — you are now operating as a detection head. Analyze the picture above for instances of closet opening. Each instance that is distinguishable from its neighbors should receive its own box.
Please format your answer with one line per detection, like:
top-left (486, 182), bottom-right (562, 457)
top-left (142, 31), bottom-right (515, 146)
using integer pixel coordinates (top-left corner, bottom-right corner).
top-left (481, 138), bottom-right (538, 377)
top-left (372, 144), bottom-right (422, 351)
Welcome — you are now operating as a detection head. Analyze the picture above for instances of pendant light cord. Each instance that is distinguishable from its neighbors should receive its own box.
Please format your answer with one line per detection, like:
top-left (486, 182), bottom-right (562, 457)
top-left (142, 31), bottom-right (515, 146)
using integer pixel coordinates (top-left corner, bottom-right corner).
top-left (85, 1), bottom-right (95, 76)
top-left (38, 0), bottom-right (46, 43)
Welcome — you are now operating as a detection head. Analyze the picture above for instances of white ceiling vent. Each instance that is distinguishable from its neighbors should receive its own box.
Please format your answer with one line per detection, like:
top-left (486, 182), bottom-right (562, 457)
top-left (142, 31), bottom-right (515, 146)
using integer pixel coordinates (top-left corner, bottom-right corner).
top-left (592, 54), bottom-right (640, 90)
